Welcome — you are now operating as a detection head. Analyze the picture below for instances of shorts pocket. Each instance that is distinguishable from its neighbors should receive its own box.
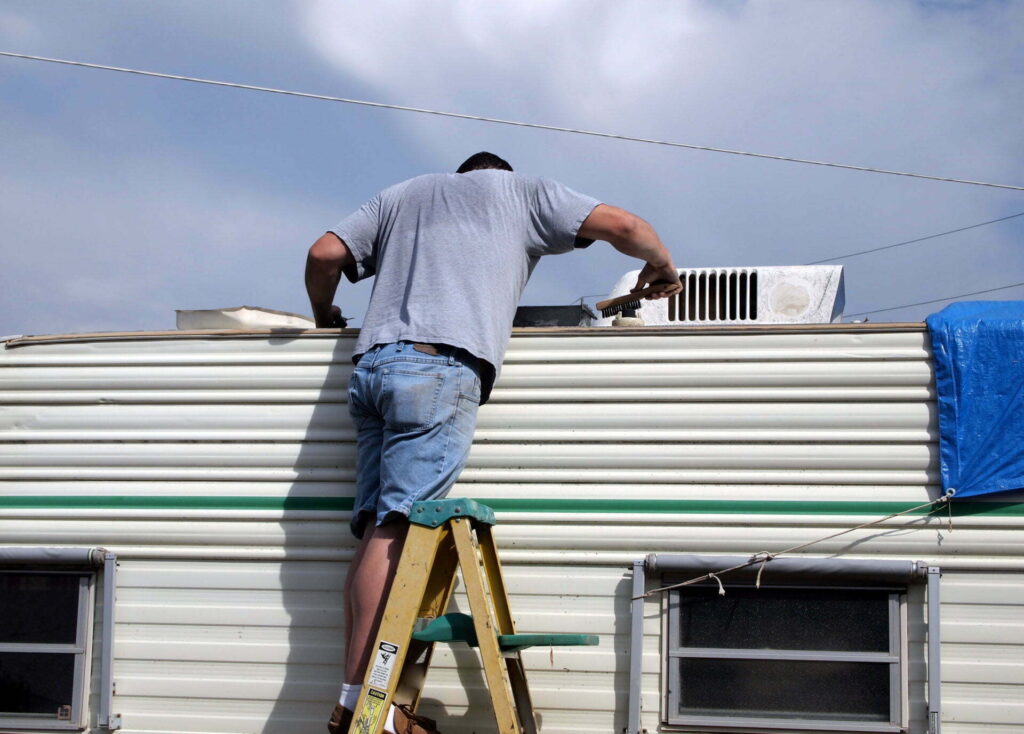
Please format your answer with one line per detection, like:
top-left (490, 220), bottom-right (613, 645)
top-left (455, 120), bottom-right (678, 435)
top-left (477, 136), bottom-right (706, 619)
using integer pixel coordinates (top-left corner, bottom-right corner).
top-left (381, 366), bottom-right (445, 432)
top-left (347, 368), bottom-right (375, 430)
top-left (459, 370), bottom-right (482, 405)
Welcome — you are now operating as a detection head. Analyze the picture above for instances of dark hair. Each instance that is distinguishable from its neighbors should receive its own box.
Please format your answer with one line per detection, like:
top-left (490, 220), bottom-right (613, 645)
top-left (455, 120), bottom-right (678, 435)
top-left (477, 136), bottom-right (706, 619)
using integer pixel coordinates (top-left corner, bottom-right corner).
top-left (456, 151), bottom-right (513, 173)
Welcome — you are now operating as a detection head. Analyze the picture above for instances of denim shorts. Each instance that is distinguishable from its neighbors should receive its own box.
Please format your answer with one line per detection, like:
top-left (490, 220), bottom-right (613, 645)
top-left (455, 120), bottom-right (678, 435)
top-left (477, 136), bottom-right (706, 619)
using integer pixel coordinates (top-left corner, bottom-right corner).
top-left (347, 341), bottom-right (482, 538)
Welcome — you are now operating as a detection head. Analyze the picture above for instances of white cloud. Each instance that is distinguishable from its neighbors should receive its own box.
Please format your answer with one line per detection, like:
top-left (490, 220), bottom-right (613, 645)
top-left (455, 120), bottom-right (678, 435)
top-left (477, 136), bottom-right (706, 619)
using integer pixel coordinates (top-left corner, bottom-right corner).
top-left (301, 0), bottom-right (1023, 178)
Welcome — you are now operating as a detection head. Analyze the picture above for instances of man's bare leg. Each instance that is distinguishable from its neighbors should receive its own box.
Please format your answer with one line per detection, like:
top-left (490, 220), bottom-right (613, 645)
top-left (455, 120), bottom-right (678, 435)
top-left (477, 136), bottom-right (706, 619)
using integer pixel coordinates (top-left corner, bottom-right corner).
top-left (344, 519), bottom-right (409, 684)
top-left (342, 532), bottom-right (370, 680)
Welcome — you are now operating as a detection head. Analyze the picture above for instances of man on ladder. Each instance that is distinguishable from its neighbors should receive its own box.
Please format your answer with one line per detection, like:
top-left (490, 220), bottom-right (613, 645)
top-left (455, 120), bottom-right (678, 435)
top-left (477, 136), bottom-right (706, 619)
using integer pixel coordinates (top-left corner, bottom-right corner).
top-left (305, 152), bottom-right (681, 733)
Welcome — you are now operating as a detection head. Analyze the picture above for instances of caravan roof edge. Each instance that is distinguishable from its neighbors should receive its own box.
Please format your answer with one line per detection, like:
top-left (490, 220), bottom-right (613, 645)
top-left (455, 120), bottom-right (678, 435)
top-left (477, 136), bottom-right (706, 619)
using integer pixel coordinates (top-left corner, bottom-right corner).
top-left (2, 322), bottom-right (927, 349)
top-left (2, 328), bottom-right (357, 349)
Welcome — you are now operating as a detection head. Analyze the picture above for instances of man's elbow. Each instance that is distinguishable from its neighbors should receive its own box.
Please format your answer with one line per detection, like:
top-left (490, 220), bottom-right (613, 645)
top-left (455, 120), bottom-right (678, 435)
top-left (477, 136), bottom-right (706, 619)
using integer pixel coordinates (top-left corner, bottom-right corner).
top-left (610, 210), bottom-right (644, 243)
top-left (308, 232), bottom-right (354, 270)
top-left (597, 207), bottom-right (645, 245)
top-left (580, 204), bottom-right (645, 245)
top-left (581, 204), bottom-right (634, 244)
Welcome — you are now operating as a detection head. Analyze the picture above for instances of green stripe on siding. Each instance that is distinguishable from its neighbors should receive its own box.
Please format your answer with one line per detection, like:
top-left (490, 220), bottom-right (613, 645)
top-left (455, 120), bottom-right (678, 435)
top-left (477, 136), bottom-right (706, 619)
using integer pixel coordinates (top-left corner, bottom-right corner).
top-left (1, 496), bottom-right (1023, 516)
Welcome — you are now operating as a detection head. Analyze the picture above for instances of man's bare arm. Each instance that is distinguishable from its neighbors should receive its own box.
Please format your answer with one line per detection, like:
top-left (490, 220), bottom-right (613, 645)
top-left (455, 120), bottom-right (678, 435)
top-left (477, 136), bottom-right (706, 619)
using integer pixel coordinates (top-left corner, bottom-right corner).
top-left (578, 204), bottom-right (682, 297)
top-left (305, 232), bottom-right (355, 327)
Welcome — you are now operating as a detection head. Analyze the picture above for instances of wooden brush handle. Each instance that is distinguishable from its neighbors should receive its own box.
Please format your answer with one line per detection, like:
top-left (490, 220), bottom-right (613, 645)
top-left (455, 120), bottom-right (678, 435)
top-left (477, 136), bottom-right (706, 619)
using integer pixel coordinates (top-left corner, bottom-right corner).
top-left (596, 282), bottom-right (676, 311)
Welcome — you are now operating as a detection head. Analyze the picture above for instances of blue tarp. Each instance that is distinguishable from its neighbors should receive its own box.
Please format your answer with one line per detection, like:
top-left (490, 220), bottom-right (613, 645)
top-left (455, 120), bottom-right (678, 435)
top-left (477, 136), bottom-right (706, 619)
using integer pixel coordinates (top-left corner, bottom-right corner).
top-left (926, 302), bottom-right (1024, 499)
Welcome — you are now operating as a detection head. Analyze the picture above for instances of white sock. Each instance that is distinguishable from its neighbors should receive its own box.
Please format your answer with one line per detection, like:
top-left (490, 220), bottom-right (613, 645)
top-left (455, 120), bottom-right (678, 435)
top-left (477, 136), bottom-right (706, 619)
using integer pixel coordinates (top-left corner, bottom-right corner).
top-left (338, 683), bottom-right (360, 710)
top-left (383, 704), bottom-right (397, 734)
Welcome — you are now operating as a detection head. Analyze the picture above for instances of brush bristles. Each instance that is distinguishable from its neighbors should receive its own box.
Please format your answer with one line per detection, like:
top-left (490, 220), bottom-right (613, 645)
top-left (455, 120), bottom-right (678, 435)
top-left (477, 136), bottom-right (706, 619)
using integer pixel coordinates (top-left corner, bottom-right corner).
top-left (601, 299), bottom-right (642, 318)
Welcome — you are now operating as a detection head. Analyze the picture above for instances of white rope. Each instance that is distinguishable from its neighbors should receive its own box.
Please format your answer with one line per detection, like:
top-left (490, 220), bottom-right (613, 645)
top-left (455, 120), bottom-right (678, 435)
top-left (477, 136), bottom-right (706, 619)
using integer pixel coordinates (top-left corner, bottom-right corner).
top-left (635, 491), bottom-right (955, 600)
top-left (4, 50), bottom-right (1024, 192)
top-left (754, 552), bottom-right (772, 589)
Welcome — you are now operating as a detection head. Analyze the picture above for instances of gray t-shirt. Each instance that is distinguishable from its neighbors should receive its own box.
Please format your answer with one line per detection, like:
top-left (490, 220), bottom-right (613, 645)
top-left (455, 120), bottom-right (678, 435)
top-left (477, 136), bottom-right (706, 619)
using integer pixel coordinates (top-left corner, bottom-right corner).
top-left (331, 170), bottom-right (600, 401)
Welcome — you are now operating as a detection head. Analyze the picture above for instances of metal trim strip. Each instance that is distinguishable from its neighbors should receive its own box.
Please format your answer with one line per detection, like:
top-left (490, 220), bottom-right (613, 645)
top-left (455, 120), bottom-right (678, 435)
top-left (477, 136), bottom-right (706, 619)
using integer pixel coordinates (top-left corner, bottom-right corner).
top-left (927, 567), bottom-right (942, 734)
top-left (2, 496), bottom-right (1022, 515)
top-left (98, 551), bottom-right (120, 730)
top-left (627, 559), bottom-right (644, 734)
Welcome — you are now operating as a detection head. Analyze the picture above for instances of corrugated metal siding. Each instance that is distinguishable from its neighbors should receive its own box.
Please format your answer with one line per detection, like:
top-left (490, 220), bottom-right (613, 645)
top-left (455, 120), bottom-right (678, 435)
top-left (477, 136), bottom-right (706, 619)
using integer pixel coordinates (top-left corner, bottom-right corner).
top-left (1, 326), bottom-right (1023, 733)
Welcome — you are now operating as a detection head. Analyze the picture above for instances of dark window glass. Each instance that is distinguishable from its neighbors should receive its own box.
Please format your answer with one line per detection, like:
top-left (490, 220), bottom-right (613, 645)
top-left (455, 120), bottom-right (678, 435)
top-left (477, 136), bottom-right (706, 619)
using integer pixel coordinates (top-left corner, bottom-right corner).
top-left (0, 574), bottom-right (81, 644)
top-left (677, 587), bottom-right (890, 652)
top-left (677, 658), bottom-right (889, 721)
top-left (0, 652), bottom-right (75, 716)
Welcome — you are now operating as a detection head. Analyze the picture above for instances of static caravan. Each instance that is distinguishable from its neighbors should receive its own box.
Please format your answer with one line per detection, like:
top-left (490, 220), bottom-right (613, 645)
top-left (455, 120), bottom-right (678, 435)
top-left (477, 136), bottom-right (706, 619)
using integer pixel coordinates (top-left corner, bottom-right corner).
top-left (2, 290), bottom-right (1023, 733)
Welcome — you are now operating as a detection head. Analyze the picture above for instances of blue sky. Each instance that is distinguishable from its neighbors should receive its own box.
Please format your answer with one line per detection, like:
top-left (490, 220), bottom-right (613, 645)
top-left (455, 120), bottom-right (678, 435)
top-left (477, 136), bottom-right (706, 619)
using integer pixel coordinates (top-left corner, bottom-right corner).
top-left (2, 0), bottom-right (1022, 336)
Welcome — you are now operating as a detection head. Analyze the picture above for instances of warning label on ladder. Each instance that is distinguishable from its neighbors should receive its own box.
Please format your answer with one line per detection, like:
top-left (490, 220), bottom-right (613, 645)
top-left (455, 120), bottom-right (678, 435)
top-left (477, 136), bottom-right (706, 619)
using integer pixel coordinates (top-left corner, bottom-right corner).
top-left (367, 641), bottom-right (400, 689)
top-left (354, 687), bottom-right (388, 734)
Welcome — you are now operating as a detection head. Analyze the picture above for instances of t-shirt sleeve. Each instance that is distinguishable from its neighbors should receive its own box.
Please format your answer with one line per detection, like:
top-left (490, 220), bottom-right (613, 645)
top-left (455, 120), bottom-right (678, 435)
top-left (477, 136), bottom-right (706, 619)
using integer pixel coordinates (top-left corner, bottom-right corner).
top-left (329, 194), bottom-right (382, 283)
top-left (527, 177), bottom-right (602, 256)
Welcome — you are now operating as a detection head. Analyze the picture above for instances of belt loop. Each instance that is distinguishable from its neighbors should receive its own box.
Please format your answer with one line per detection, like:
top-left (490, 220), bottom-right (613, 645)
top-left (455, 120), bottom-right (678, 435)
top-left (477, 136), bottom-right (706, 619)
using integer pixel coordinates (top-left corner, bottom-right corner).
top-left (396, 341), bottom-right (405, 353)
top-left (448, 350), bottom-right (455, 366)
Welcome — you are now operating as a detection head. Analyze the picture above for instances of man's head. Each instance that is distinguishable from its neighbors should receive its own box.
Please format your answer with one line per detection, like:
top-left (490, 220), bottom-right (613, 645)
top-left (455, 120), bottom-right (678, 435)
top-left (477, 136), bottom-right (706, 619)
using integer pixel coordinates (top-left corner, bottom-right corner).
top-left (456, 152), bottom-right (513, 174)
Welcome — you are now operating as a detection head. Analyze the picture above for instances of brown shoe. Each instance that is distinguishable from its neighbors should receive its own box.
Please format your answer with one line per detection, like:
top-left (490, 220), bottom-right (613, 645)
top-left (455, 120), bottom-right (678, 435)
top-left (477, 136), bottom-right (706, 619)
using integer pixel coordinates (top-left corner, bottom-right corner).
top-left (392, 704), bottom-right (441, 734)
top-left (327, 704), bottom-right (353, 734)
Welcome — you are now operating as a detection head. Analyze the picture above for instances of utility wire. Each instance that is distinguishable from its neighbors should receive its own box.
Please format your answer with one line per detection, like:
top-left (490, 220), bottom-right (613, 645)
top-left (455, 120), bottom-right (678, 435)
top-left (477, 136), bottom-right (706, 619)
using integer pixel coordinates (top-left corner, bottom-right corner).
top-left (4, 50), bottom-right (1024, 192)
top-left (845, 281), bottom-right (1024, 318)
top-left (807, 211), bottom-right (1024, 265)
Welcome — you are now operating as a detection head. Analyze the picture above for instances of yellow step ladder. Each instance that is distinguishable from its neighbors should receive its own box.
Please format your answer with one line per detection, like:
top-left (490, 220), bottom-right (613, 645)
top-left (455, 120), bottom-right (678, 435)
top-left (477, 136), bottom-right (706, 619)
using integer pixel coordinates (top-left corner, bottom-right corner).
top-left (348, 499), bottom-right (597, 734)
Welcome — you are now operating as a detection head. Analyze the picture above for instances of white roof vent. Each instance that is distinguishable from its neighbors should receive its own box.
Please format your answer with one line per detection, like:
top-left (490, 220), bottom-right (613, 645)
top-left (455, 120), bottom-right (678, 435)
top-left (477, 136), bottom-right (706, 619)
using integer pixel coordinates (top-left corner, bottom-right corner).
top-left (597, 265), bottom-right (844, 326)
top-left (176, 306), bottom-right (316, 330)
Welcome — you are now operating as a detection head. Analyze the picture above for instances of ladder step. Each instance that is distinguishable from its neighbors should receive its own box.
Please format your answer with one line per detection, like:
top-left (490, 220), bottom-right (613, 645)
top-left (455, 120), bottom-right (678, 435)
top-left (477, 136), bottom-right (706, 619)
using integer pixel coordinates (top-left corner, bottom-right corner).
top-left (413, 613), bottom-right (599, 651)
top-left (496, 633), bottom-right (600, 653)
top-left (409, 498), bottom-right (496, 528)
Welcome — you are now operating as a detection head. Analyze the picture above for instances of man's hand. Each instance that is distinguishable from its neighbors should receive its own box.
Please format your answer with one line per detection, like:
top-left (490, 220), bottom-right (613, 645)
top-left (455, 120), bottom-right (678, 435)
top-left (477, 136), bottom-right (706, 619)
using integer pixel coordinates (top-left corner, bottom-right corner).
top-left (325, 305), bottom-right (348, 328)
top-left (633, 261), bottom-right (682, 299)
top-left (306, 233), bottom-right (355, 328)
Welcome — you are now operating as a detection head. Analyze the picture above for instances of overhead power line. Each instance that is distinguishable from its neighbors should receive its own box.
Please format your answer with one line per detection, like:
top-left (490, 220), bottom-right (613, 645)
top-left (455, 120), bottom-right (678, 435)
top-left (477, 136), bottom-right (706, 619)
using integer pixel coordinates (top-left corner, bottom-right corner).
top-left (4, 50), bottom-right (1024, 192)
top-left (807, 211), bottom-right (1024, 265)
top-left (845, 281), bottom-right (1024, 318)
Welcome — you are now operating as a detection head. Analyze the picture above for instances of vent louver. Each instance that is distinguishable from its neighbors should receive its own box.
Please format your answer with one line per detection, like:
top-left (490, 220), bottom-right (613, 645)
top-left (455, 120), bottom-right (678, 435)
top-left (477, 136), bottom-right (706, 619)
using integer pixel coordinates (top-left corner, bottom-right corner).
top-left (668, 269), bottom-right (759, 322)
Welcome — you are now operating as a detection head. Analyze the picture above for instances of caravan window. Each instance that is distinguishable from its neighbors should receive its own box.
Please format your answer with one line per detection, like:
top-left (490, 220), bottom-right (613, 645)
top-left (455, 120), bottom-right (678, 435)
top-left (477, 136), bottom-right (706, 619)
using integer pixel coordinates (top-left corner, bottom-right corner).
top-left (0, 572), bottom-right (94, 730)
top-left (665, 583), bottom-right (905, 731)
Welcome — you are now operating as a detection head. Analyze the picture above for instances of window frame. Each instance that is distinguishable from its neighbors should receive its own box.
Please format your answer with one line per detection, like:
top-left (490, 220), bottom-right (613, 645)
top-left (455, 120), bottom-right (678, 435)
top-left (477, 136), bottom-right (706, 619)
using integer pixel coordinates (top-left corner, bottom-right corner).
top-left (0, 569), bottom-right (96, 731)
top-left (662, 580), bottom-right (909, 733)
top-left (0, 546), bottom-right (118, 731)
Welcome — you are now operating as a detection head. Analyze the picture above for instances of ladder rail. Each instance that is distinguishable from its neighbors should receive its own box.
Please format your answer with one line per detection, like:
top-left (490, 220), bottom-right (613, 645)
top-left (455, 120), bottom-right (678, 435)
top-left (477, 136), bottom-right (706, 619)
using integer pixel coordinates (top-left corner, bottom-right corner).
top-left (478, 524), bottom-right (539, 734)
top-left (401, 531), bottom-right (461, 710)
top-left (451, 518), bottom-right (524, 733)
